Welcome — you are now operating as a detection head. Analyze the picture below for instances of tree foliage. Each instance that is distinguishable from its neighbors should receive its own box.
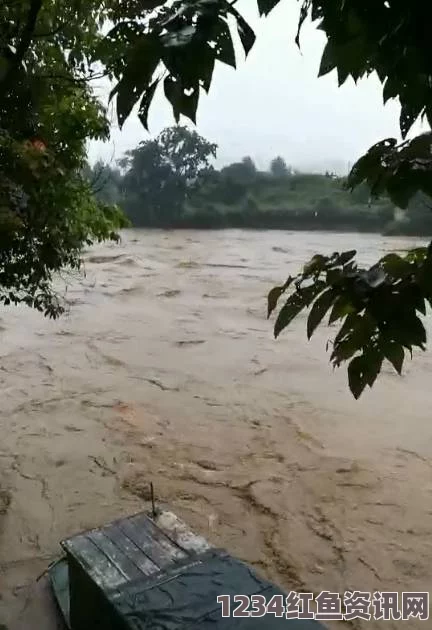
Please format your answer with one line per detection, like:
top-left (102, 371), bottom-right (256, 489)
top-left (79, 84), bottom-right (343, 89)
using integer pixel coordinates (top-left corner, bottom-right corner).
top-left (91, 132), bottom-right (432, 235)
top-left (0, 0), bottom-right (127, 317)
top-left (268, 247), bottom-right (431, 398)
top-left (3, 0), bottom-right (432, 395)
top-left (104, 135), bottom-right (404, 232)
top-left (120, 125), bottom-right (216, 225)
top-left (270, 156), bottom-right (290, 179)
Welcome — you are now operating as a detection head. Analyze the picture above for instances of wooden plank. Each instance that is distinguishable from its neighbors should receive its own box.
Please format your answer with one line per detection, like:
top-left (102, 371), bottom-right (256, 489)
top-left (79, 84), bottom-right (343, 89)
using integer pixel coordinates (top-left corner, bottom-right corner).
top-left (86, 530), bottom-right (147, 582)
top-left (130, 512), bottom-right (189, 559)
top-left (117, 513), bottom-right (187, 570)
top-left (154, 511), bottom-right (211, 555)
top-left (103, 523), bottom-right (160, 577)
top-left (64, 534), bottom-right (128, 590)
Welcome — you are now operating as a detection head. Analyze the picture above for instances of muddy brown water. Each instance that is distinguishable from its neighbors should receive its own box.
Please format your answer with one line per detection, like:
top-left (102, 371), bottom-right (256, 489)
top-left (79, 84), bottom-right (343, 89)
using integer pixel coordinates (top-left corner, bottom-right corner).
top-left (0, 229), bottom-right (431, 627)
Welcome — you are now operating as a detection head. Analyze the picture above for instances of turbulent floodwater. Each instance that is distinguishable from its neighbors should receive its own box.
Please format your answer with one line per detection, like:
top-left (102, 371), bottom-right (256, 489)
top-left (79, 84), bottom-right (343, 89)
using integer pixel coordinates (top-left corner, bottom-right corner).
top-left (1, 229), bottom-right (432, 628)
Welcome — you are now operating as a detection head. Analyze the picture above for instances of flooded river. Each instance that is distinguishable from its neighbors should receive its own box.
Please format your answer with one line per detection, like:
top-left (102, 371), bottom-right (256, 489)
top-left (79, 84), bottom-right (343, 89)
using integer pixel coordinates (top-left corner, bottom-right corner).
top-left (1, 229), bottom-right (431, 627)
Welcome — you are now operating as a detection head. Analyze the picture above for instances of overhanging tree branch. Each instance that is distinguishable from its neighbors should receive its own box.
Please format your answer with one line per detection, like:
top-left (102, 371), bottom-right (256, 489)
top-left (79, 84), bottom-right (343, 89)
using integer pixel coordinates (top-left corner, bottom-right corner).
top-left (15, 0), bottom-right (44, 66)
top-left (1, 0), bottom-right (43, 89)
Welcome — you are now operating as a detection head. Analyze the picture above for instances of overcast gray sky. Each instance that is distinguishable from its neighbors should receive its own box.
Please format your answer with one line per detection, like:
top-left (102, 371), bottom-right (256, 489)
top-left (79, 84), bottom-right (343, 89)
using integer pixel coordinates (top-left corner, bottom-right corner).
top-left (88, 0), bottom-right (424, 174)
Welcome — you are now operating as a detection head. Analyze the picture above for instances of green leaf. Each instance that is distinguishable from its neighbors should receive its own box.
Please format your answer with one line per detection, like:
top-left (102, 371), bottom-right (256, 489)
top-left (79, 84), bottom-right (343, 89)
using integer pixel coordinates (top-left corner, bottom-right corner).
top-left (383, 341), bottom-right (404, 374)
top-left (406, 314), bottom-right (427, 346)
top-left (348, 355), bottom-right (368, 399)
top-left (400, 103), bottom-right (422, 140)
top-left (162, 37), bottom-right (216, 96)
top-left (301, 281), bottom-right (327, 306)
top-left (336, 37), bottom-right (369, 83)
top-left (318, 41), bottom-right (337, 77)
top-left (383, 76), bottom-right (400, 104)
top-left (295, 0), bottom-right (309, 47)
top-left (267, 276), bottom-right (293, 318)
top-left (112, 34), bottom-right (161, 127)
top-left (363, 348), bottom-right (383, 388)
top-left (326, 267), bottom-right (343, 285)
top-left (234, 11), bottom-right (256, 56)
top-left (274, 281), bottom-right (326, 338)
top-left (138, 79), bottom-right (159, 130)
top-left (200, 53), bottom-right (215, 92)
top-left (380, 253), bottom-right (411, 278)
top-left (257, 0), bottom-right (280, 16)
top-left (386, 314), bottom-right (426, 349)
top-left (307, 288), bottom-right (336, 339)
top-left (267, 286), bottom-right (284, 319)
top-left (347, 138), bottom-right (396, 190)
top-left (331, 312), bottom-right (376, 366)
top-left (385, 174), bottom-right (416, 209)
top-left (328, 294), bottom-right (354, 324)
top-left (274, 292), bottom-right (306, 338)
top-left (337, 64), bottom-right (350, 87)
top-left (164, 77), bottom-right (199, 123)
top-left (336, 250), bottom-right (357, 266)
top-left (126, 33), bottom-right (161, 80)
top-left (347, 154), bottom-right (376, 190)
top-left (415, 296), bottom-right (426, 316)
top-left (374, 64), bottom-right (386, 83)
top-left (334, 313), bottom-right (360, 345)
top-left (214, 19), bottom-right (236, 67)
top-left (331, 337), bottom-right (358, 364)
top-left (303, 254), bottom-right (328, 275)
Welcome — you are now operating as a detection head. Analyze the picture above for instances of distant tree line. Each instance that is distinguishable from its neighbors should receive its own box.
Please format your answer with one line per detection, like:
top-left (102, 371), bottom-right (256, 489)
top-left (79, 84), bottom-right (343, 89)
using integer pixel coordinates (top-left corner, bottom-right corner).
top-left (85, 126), bottom-right (432, 236)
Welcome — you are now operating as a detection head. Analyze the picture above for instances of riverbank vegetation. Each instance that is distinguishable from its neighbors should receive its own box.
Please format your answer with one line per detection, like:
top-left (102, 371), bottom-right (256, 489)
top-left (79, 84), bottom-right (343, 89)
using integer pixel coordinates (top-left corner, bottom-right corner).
top-left (87, 126), bottom-right (432, 236)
